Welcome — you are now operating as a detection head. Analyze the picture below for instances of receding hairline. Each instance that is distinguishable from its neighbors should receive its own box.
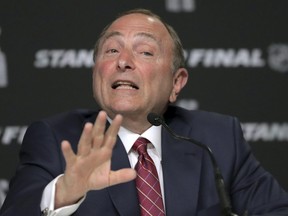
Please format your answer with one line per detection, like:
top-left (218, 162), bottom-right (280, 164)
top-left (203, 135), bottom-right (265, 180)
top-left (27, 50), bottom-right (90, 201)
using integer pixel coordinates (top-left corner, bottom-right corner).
top-left (93, 9), bottom-right (186, 69)
top-left (94, 12), bottom-right (173, 56)
top-left (102, 30), bottom-right (161, 45)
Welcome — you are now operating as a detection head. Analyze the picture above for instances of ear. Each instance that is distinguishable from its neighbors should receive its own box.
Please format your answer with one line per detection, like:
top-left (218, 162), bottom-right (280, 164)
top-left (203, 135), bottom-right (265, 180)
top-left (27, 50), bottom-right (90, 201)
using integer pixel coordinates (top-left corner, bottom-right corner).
top-left (169, 68), bottom-right (189, 103)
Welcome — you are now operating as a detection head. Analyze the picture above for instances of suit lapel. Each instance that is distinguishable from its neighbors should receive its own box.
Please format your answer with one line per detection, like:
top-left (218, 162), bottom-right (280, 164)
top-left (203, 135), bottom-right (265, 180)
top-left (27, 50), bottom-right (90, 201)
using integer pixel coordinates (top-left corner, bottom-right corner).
top-left (86, 109), bottom-right (204, 215)
top-left (108, 138), bottom-right (140, 216)
top-left (162, 117), bottom-right (203, 215)
top-left (86, 114), bottom-right (140, 215)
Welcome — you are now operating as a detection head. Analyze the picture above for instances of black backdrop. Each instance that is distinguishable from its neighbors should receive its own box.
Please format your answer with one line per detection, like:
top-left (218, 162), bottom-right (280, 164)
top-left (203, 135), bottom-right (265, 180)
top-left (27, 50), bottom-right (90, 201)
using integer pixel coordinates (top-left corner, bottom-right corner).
top-left (0, 0), bottom-right (288, 207)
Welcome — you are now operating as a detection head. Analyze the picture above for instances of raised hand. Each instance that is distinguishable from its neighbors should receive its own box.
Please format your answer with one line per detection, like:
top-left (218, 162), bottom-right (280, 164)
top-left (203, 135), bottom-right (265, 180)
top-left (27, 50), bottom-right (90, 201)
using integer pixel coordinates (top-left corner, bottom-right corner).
top-left (54, 111), bottom-right (136, 208)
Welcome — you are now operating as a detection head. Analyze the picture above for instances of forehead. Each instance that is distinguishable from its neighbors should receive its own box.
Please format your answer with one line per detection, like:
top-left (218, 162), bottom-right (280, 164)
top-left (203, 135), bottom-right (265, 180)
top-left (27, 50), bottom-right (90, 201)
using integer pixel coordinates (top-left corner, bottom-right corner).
top-left (105, 13), bottom-right (171, 41)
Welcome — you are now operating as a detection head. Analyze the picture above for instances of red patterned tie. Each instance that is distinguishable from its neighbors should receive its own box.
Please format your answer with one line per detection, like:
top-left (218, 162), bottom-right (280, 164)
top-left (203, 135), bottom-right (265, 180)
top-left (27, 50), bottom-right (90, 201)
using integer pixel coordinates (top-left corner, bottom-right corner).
top-left (133, 137), bottom-right (165, 216)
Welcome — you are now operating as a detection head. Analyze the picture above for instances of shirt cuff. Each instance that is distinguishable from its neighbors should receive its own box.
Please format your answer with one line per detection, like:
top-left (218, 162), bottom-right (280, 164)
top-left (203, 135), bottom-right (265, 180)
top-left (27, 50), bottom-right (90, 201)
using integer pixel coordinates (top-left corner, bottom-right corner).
top-left (40, 174), bottom-right (85, 216)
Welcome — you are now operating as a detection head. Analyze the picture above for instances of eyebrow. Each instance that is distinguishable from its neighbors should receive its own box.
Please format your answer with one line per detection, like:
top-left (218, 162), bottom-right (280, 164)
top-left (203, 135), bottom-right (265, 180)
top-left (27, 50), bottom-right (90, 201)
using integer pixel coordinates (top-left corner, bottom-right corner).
top-left (102, 31), bottom-right (122, 42)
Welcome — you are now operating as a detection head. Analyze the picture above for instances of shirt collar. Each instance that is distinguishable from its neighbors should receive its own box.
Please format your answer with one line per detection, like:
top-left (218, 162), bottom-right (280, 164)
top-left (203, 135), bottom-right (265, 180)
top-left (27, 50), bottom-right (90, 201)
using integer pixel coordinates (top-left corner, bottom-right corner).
top-left (107, 117), bottom-right (162, 158)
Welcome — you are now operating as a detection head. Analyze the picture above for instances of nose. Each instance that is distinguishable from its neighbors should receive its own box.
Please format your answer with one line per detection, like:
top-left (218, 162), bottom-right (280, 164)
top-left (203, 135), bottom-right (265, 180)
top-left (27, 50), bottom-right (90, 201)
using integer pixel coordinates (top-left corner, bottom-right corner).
top-left (117, 50), bottom-right (135, 71)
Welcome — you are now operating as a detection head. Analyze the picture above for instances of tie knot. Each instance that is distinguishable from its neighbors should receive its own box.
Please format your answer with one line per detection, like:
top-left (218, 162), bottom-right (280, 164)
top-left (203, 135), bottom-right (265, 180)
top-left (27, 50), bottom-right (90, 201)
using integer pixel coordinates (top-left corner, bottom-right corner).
top-left (132, 137), bottom-right (150, 155)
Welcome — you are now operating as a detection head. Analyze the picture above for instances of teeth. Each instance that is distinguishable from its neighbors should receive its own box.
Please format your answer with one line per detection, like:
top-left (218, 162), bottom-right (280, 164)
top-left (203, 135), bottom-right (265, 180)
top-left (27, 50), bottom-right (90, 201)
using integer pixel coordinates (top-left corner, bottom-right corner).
top-left (112, 81), bottom-right (138, 89)
top-left (116, 85), bottom-right (135, 89)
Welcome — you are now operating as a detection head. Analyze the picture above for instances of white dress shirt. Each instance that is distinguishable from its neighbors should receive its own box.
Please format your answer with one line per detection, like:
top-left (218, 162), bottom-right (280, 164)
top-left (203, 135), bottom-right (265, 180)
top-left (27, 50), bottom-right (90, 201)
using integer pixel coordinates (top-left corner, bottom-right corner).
top-left (40, 124), bottom-right (164, 216)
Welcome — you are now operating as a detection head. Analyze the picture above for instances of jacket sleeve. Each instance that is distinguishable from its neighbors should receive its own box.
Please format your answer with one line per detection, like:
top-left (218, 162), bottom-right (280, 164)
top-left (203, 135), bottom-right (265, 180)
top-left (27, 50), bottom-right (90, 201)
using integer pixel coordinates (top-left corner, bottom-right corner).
top-left (0, 121), bottom-right (66, 216)
top-left (229, 117), bottom-right (288, 216)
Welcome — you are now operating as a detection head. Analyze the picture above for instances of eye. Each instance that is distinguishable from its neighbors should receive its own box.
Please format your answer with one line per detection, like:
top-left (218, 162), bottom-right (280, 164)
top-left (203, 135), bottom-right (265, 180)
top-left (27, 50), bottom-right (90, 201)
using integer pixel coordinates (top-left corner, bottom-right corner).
top-left (106, 48), bottom-right (118, 54)
top-left (141, 51), bottom-right (153, 56)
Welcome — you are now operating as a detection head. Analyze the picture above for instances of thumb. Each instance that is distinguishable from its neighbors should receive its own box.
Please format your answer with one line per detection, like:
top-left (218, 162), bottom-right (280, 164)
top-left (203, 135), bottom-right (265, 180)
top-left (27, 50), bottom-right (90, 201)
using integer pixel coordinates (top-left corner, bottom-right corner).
top-left (108, 168), bottom-right (137, 186)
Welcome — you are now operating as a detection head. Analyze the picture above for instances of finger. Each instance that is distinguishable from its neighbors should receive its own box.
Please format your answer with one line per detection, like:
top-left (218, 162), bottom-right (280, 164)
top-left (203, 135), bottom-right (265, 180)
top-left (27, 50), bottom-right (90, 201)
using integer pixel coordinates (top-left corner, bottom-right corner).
top-left (61, 140), bottom-right (76, 166)
top-left (91, 110), bottom-right (108, 149)
top-left (103, 114), bottom-right (123, 149)
top-left (77, 122), bottom-right (93, 156)
top-left (108, 168), bottom-right (137, 187)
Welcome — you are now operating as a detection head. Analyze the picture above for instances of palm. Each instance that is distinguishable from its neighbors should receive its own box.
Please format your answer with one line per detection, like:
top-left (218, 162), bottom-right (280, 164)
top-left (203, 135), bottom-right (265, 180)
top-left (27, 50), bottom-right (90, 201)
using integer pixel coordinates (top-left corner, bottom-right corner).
top-left (55, 111), bottom-right (136, 208)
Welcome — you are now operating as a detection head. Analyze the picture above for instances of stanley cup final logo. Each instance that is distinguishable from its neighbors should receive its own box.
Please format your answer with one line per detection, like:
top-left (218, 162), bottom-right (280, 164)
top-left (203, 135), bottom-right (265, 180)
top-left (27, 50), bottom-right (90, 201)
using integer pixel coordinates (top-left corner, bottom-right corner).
top-left (0, 27), bottom-right (8, 88)
top-left (268, 44), bottom-right (288, 73)
top-left (166, 0), bottom-right (196, 12)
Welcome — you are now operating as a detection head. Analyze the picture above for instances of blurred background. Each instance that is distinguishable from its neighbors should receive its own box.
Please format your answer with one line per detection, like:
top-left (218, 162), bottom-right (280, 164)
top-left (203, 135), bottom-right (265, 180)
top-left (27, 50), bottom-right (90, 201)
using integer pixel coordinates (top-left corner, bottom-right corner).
top-left (0, 0), bottom-right (288, 207)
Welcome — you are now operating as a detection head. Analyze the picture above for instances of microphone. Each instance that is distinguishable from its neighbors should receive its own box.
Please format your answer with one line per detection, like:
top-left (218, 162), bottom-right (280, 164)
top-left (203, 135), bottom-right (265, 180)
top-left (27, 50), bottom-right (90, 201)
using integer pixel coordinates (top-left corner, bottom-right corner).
top-left (147, 113), bottom-right (240, 216)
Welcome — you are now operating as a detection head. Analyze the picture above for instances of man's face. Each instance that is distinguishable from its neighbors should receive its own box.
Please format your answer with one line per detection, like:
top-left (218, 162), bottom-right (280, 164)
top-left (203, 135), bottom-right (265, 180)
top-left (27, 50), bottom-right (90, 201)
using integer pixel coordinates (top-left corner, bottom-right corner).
top-left (93, 13), bottom-right (187, 120)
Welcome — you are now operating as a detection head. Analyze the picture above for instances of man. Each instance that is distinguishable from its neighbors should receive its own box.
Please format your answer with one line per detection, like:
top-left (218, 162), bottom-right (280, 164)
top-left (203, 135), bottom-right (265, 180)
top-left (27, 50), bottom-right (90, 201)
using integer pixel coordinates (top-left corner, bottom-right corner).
top-left (1, 8), bottom-right (288, 216)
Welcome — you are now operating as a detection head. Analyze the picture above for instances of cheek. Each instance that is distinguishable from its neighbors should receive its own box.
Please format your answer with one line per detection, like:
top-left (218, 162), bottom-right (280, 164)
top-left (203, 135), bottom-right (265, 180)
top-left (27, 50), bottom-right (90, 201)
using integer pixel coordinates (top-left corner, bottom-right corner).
top-left (153, 67), bottom-right (174, 86)
top-left (148, 73), bottom-right (174, 102)
top-left (93, 62), bottom-right (113, 84)
top-left (95, 62), bottom-right (110, 76)
top-left (92, 67), bottom-right (106, 98)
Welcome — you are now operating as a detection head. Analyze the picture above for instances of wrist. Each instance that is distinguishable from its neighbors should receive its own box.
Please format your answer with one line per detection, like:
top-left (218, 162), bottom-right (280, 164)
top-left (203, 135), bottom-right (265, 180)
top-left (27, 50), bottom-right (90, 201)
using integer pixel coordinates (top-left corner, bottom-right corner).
top-left (54, 176), bottom-right (85, 209)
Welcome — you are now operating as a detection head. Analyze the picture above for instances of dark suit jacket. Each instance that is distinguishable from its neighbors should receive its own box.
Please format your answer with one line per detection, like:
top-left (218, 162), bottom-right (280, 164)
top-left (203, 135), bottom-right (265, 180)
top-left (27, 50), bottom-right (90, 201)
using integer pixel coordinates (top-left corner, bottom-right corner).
top-left (1, 106), bottom-right (288, 216)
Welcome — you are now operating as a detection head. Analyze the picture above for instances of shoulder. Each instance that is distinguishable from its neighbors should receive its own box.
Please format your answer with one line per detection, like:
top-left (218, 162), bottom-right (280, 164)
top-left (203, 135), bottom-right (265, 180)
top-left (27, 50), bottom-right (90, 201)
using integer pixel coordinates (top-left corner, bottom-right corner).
top-left (25, 109), bottom-right (98, 140)
top-left (165, 105), bottom-right (238, 127)
top-left (22, 109), bottom-right (99, 152)
top-left (164, 105), bottom-right (243, 143)
top-left (41, 109), bottom-right (98, 127)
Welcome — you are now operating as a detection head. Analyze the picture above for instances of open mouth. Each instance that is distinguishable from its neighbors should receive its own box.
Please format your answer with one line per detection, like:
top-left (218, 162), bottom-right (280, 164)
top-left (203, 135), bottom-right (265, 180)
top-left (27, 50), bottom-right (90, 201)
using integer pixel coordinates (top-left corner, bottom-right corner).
top-left (112, 81), bottom-right (139, 90)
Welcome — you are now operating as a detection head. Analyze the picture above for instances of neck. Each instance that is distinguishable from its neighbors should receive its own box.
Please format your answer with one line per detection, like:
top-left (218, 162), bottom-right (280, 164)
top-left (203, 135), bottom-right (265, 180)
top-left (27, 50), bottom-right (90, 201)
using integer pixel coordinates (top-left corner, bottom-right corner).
top-left (105, 107), bottom-right (168, 134)
top-left (106, 112), bottom-right (151, 134)
top-left (121, 117), bottom-right (152, 134)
